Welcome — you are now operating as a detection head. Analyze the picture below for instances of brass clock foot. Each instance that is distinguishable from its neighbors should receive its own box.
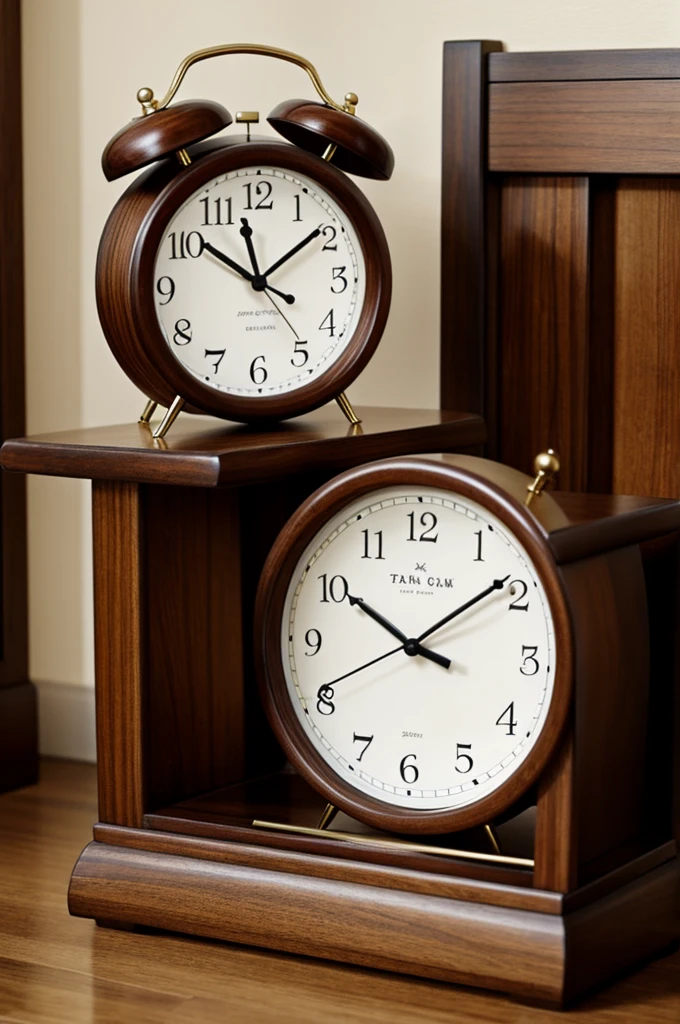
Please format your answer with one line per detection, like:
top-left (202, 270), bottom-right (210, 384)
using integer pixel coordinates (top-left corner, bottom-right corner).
top-left (484, 824), bottom-right (502, 855)
top-left (152, 396), bottom-right (185, 439)
top-left (316, 802), bottom-right (339, 831)
top-left (139, 400), bottom-right (158, 424)
top-left (336, 391), bottom-right (361, 426)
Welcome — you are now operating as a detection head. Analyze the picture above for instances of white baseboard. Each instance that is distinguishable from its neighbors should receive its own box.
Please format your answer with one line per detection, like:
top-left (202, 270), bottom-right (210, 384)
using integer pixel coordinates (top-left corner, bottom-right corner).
top-left (35, 680), bottom-right (96, 762)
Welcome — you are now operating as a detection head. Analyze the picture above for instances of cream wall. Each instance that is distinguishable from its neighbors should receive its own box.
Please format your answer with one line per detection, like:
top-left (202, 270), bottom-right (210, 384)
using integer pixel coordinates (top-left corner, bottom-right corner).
top-left (21, 0), bottom-right (680, 757)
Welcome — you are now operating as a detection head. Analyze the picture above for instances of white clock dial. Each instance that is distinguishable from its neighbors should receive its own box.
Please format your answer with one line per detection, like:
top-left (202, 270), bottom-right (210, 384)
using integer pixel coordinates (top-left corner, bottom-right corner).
top-left (153, 165), bottom-right (366, 397)
top-left (281, 486), bottom-right (557, 811)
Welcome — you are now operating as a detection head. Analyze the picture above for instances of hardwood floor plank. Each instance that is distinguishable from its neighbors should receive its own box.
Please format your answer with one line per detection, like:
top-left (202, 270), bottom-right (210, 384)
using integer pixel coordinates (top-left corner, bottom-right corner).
top-left (0, 760), bottom-right (678, 1023)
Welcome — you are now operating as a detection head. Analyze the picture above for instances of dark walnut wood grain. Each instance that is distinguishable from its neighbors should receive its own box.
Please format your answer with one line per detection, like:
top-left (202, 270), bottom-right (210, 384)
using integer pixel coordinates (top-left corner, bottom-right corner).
top-left (101, 99), bottom-right (232, 181)
top-left (97, 136), bottom-right (391, 422)
top-left (498, 178), bottom-right (590, 491)
top-left (489, 80), bottom-right (680, 174)
top-left (68, 837), bottom-right (680, 1007)
top-left (0, 0), bottom-right (34, 791)
top-left (489, 48), bottom-right (680, 82)
top-left (0, 408), bottom-right (486, 487)
top-left (268, 99), bottom-right (394, 180)
top-left (440, 39), bottom-right (503, 451)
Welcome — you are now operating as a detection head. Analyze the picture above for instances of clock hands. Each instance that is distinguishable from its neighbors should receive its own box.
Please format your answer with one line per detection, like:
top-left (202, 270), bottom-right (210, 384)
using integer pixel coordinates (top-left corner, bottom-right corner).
top-left (347, 594), bottom-right (451, 669)
top-left (263, 227), bottom-right (321, 278)
top-left (203, 236), bottom-right (295, 305)
top-left (239, 217), bottom-right (262, 277)
top-left (417, 575), bottom-right (511, 644)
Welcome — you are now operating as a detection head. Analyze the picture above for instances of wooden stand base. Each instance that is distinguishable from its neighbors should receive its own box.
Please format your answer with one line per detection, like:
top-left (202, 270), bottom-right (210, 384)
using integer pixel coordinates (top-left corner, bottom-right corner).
top-left (69, 829), bottom-right (679, 1007)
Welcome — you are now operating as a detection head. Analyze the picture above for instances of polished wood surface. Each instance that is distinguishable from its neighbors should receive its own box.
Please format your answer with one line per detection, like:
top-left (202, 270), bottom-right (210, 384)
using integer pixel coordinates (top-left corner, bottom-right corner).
top-left (93, 482), bottom-right (144, 827)
top-left (489, 48), bottom-right (680, 81)
top-left (498, 178), bottom-right (589, 491)
top-left (0, 408), bottom-right (486, 486)
top-left (268, 99), bottom-right (394, 180)
top-left (0, 0), bottom-right (35, 792)
top-left (440, 39), bottom-right (502, 440)
top-left (489, 81), bottom-right (680, 173)
top-left (101, 100), bottom-right (232, 181)
top-left (2, 761), bottom-right (678, 1022)
top-left (612, 180), bottom-right (680, 497)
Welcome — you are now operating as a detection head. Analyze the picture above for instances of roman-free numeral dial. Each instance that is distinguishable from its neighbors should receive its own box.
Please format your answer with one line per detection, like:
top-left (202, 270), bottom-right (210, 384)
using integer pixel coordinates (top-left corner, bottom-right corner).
top-left (154, 165), bottom-right (366, 398)
top-left (281, 485), bottom-right (556, 813)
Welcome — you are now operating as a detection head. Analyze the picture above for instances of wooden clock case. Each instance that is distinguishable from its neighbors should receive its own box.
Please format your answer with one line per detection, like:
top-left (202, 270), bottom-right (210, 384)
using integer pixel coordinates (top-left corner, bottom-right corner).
top-left (1, 39), bottom-right (680, 1009)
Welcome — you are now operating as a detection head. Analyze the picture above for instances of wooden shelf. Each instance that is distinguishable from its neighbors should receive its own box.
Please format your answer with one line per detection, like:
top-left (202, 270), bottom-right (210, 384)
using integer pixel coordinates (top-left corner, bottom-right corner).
top-left (0, 407), bottom-right (485, 487)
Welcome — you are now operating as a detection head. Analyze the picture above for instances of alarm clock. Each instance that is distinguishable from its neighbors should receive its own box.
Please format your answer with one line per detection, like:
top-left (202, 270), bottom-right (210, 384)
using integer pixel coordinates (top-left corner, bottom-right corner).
top-left (95, 44), bottom-right (394, 437)
top-left (255, 453), bottom-right (574, 834)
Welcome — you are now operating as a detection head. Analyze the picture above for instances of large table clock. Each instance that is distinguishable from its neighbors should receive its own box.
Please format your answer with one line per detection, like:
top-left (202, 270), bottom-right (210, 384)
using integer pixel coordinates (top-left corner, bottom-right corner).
top-left (96, 44), bottom-right (393, 438)
top-left (2, 413), bottom-right (676, 1008)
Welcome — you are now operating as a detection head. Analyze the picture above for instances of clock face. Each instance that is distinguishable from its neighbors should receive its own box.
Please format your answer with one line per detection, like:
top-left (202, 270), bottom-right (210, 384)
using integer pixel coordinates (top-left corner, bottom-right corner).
top-left (280, 485), bottom-right (557, 813)
top-left (153, 164), bottom-right (367, 398)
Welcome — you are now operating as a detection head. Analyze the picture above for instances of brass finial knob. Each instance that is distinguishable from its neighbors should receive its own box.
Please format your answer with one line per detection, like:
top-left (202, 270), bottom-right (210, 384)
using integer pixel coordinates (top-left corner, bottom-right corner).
top-left (137, 87), bottom-right (158, 115)
top-left (344, 92), bottom-right (358, 115)
top-left (526, 449), bottom-right (560, 506)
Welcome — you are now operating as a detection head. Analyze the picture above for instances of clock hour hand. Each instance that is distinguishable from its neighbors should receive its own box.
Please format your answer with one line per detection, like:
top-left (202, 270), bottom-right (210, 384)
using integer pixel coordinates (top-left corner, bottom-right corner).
top-left (204, 238), bottom-right (295, 305)
top-left (240, 217), bottom-right (262, 276)
top-left (263, 227), bottom-right (321, 278)
top-left (417, 575), bottom-right (511, 644)
top-left (348, 594), bottom-right (451, 670)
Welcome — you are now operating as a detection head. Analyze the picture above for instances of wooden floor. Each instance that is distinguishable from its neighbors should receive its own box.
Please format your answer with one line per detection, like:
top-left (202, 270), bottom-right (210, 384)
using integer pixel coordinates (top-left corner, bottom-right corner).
top-left (0, 760), bottom-right (678, 1023)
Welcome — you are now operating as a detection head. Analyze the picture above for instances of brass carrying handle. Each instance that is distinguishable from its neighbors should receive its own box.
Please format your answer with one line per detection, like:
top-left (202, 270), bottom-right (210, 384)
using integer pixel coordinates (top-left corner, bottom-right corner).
top-left (136, 43), bottom-right (357, 116)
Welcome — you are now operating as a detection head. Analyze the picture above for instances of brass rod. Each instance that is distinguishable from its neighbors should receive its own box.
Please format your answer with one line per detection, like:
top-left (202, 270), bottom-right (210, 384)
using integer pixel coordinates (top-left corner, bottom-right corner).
top-left (176, 148), bottom-right (192, 166)
top-left (139, 399), bottom-right (158, 424)
top-left (251, 819), bottom-right (534, 868)
top-left (152, 395), bottom-right (185, 439)
top-left (322, 142), bottom-right (338, 162)
top-left (336, 391), bottom-right (361, 425)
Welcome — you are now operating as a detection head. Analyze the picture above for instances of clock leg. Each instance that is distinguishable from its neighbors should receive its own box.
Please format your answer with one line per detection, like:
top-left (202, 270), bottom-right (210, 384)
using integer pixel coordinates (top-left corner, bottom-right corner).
top-left (317, 802), bottom-right (339, 830)
top-left (153, 395), bottom-right (186, 439)
top-left (336, 391), bottom-right (362, 426)
top-left (138, 399), bottom-right (158, 424)
top-left (484, 824), bottom-right (502, 855)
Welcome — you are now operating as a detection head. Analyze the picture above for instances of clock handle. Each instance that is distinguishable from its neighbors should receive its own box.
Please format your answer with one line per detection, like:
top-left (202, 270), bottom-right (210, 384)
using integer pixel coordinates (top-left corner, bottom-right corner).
top-left (136, 43), bottom-right (352, 117)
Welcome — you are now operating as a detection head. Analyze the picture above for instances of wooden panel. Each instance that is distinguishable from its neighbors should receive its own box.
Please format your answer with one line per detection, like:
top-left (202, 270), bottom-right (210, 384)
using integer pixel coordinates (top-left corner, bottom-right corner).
top-left (69, 841), bottom-right (567, 1004)
top-left (498, 178), bottom-right (590, 489)
top-left (0, 407), bottom-right (486, 487)
top-left (534, 733), bottom-right (576, 892)
top-left (0, 681), bottom-right (36, 794)
top-left (490, 81), bottom-right (680, 173)
top-left (568, 548), bottom-right (650, 872)
top-left (612, 180), bottom-right (680, 497)
top-left (93, 481), bottom-right (145, 826)
top-left (440, 39), bottom-right (503, 441)
top-left (489, 49), bottom-right (680, 82)
top-left (145, 486), bottom-right (245, 808)
top-left (0, 0), bottom-right (32, 787)
top-left (95, 823), bottom-right (553, 914)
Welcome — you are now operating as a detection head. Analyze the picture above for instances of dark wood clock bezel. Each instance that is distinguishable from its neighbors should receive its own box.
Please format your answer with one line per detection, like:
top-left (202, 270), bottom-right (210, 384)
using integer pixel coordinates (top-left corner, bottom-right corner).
top-left (255, 457), bottom-right (574, 835)
top-left (97, 137), bottom-right (391, 423)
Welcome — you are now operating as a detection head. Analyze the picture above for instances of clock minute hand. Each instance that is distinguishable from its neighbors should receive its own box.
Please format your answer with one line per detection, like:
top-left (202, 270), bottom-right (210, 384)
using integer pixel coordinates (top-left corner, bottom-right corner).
top-left (263, 227), bottom-right (321, 278)
top-left (348, 594), bottom-right (451, 670)
top-left (417, 575), bottom-right (511, 644)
